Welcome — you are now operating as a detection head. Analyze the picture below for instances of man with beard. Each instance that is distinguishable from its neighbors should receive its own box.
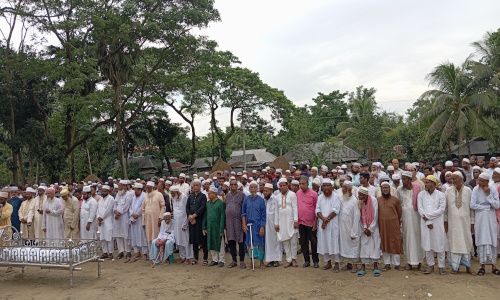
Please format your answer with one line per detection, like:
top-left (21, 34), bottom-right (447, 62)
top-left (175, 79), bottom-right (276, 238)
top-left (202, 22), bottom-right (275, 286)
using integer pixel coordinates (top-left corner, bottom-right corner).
top-left (80, 186), bottom-right (98, 240)
top-left (275, 177), bottom-right (299, 268)
top-left (358, 186), bottom-right (381, 277)
top-left (203, 187), bottom-right (226, 267)
top-left (309, 167), bottom-right (322, 189)
top-left (445, 171), bottom-right (475, 275)
top-left (150, 212), bottom-right (176, 265)
top-left (316, 178), bottom-right (341, 272)
top-left (126, 183), bottom-right (149, 263)
top-left (297, 176), bottom-right (319, 268)
top-left (186, 179), bottom-right (207, 265)
top-left (469, 166), bottom-right (481, 188)
top-left (158, 180), bottom-right (172, 214)
top-left (351, 163), bottom-right (361, 187)
top-left (171, 185), bottom-right (193, 264)
top-left (142, 181), bottom-right (166, 256)
top-left (262, 183), bottom-right (281, 267)
top-left (242, 181), bottom-right (266, 269)
top-left (19, 187), bottom-right (36, 239)
top-left (290, 180), bottom-right (300, 193)
top-left (225, 179), bottom-right (246, 269)
top-left (418, 175), bottom-right (448, 275)
top-left (441, 171), bottom-right (453, 193)
top-left (397, 171), bottom-right (424, 271)
top-left (41, 188), bottom-right (64, 241)
top-left (61, 188), bottom-right (80, 239)
top-left (378, 182), bottom-right (404, 271)
top-left (338, 180), bottom-right (361, 273)
top-left (113, 180), bottom-right (134, 260)
top-left (7, 187), bottom-right (23, 233)
top-left (178, 173), bottom-right (190, 196)
top-left (97, 185), bottom-right (115, 260)
top-left (471, 172), bottom-right (500, 276)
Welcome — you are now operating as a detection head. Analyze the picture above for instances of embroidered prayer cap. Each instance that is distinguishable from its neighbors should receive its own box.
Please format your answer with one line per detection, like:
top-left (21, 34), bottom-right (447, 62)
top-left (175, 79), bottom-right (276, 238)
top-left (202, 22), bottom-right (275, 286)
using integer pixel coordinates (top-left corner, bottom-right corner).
top-left (169, 185), bottom-right (179, 192)
top-left (425, 175), bottom-right (439, 184)
top-left (209, 186), bottom-right (218, 193)
top-left (322, 178), bottom-right (332, 185)
top-left (380, 182), bottom-right (390, 187)
top-left (445, 161), bottom-right (453, 167)
top-left (102, 185), bottom-right (110, 191)
top-left (119, 180), bottom-right (128, 185)
top-left (276, 169), bottom-right (283, 173)
top-left (358, 186), bottom-right (369, 195)
top-left (26, 187), bottom-right (36, 193)
top-left (291, 180), bottom-right (300, 186)
top-left (0, 192), bottom-right (8, 198)
top-left (402, 171), bottom-right (412, 178)
top-left (312, 178), bottom-right (321, 186)
top-left (60, 189), bottom-right (69, 196)
top-left (83, 186), bottom-right (91, 193)
top-left (146, 181), bottom-right (155, 187)
top-left (343, 180), bottom-right (353, 187)
top-left (179, 173), bottom-right (186, 178)
top-left (341, 164), bottom-right (347, 169)
top-left (387, 165), bottom-right (395, 171)
top-left (224, 182), bottom-right (230, 187)
top-left (321, 165), bottom-right (328, 172)
top-left (479, 172), bottom-right (490, 181)
top-left (249, 181), bottom-right (258, 187)
top-left (311, 167), bottom-right (318, 172)
top-left (392, 174), bottom-right (401, 180)
top-left (193, 179), bottom-right (201, 184)
top-left (392, 158), bottom-right (399, 163)
top-left (494, 167), bottom-right (500, 175)
top-left (165, 180), bottom-right (172, 185)
top-left (134, 183), bottom-right (143, 189)
top-left (278, 178), bottom-right (287, 184)
top-left (452, 171), bottom-right (463, 178)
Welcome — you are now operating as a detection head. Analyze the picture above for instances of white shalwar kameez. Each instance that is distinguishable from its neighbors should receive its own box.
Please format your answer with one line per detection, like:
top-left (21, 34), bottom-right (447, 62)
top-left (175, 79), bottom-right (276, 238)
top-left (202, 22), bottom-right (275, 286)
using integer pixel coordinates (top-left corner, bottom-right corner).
top-left (274, 191), bottom-right (298, 262)
top-left (27, 194), bottom-right (47, 239)
top-left (179, 183), bottom-right (190, 196)
top-left (316, 193), bottom-right (341, 263)
top-left (397, 186), bottom-right (424, 265)
top-left (265, 194), bottom-right (282, 262)
top-left (129, 192), bottom-right (149, 254)
top-left (97, 195), bottom-right (115, 253)
top-left (80, 197), bottom-right (98, 240)
top-left (113, 191), bottom-right (133, 253)
top-left (172, 194), bottom-right (193, 259)
top-left (41, 197), bottom-right (64, 241)
top-left (359, 197), bottom-right (381, 263)
top-left (339, 195), bottom-right (361, 262)
top-left (470, 185), bottom-right (500, 265)
top-left (418, 189), bottom-right (448, 268)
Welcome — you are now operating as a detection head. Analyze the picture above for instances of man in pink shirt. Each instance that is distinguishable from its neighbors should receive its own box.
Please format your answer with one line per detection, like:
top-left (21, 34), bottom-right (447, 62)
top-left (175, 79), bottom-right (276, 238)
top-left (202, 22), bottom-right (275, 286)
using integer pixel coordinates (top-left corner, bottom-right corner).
top-left (297, 175), bottom-right (319, 268)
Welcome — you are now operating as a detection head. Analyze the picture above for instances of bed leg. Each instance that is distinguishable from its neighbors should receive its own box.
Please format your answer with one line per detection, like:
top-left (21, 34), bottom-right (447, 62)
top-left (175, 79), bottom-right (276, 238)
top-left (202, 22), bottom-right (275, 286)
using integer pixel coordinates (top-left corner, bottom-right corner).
top-left (98, 260), bottom-right (101, 278)
top-left (70, 268), bottom-right (73, 288)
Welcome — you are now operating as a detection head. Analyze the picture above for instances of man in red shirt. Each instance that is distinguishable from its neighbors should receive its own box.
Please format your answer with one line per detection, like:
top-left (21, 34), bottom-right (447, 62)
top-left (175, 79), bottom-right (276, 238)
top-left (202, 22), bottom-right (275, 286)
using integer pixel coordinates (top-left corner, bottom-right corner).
top-left (297, 176), bottom-right (319, 268)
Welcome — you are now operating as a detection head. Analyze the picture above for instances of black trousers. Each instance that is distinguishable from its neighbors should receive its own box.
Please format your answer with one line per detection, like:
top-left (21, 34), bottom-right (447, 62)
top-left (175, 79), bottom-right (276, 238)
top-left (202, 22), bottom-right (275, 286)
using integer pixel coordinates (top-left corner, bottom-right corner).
top-left (299, 224), bottom-right (319, 263)
top-left (228, 235), bottom-right (246, 262)
top-left (193, 234), bottom-right (209, 261)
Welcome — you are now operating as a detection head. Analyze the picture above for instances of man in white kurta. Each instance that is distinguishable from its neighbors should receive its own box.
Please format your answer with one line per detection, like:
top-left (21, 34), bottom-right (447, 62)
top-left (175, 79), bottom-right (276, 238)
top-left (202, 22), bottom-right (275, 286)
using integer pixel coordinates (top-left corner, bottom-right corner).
top-left (80, 186), bottom-right (98, 240)
top-left (150, 212), bottom-right (176, 265)
top-left (113, 180), bottom-right (134, 259)
top-left (470, 172), bottom-right (500, 275)
top-left (61, 188), bottom-right (80, 239)
top-left (97, 186), bottom-right (115, 259)
top-left (397, 171), bottom-right (424, 270)
top-left (316, 178), bottom-right (341, 271)
top-left (418, 175), bottom-right (448, 275)
top-left (445, 171), bottom-right (475, 274)
top-left (19, 188), bottom-right (36, 239)
top-left (339, 181), bottom-right (361, 271)
top-left (274, 178), bottom-right (299, 267)
top-left (358, 186), bottom-right (381, 276)
top-left (27, 186), bottom-right (47, 239)
top-left (171, 185), bottom-right (193, 264)
top-left (127, 183), bottom-right (149, 263)
top-left (42, 188), bottom-right (64, 241)
top-left (263, 183), bottom-right (282, 266)
top-left (178, 173), bottom-right (190, 196)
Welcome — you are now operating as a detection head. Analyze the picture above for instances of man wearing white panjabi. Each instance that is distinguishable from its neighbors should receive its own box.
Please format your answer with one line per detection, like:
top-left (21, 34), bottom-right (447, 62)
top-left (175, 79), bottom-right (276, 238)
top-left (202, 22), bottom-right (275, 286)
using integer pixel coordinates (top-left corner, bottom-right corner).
top-left (339, 180), bottom-right (361, 272)
top-left (27, 186), bottom-right (47, 239)
top-left (150, 212), bottom-right (176, 265)
top-left (444, 171), bottom-right (475, 275)
top-left (358, 186), bottom-right (381, 277)
top-left (263, 183), bottom-right (282, 267)
top-left (470, 172), bottom-right (500, 276)
top-left (275, 177), bottom-right (299, 268)
top-left (126, 183), bottom-right (149, 263)
top-left (418, 175), bottom-right (448, 275)
top-left (397, 171), bottom-right (424, 271)
top-left (97, 185), bottom-right (115, 260)
top-left (19, 187), bottom-right (36, 239)
top-left (80, 186), bottom-right (98, 240)
top-left (41, 188), bottom-right (64, 241)
top-left (171, 185), bottom-right (193, 264)
top-left (178, 173), bottom-right (190, 196)
top-left (113, 180), bottom-right (134, 260)
top-left (316, 178), bottom-right (341, 272)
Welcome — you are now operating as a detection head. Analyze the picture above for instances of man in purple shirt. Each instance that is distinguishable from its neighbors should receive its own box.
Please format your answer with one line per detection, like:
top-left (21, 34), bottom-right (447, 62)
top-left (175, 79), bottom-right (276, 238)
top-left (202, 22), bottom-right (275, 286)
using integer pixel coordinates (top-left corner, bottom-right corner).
top-left (297, 175), bottom-right (319, 268)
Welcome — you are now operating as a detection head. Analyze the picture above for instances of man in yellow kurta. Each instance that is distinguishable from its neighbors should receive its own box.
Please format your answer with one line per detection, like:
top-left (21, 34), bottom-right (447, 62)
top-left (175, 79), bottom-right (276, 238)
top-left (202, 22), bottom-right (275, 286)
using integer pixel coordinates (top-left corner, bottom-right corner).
top-left (19, 188), bottom-right (36, 238)
top-left (142, 181), bottom-right (166, 245)
top-left (0, 191), bottom-right (13, 227)
top-left (61, 188), bottom-right (80, 239)
top-left (27, 186), bottom-right (47, 239)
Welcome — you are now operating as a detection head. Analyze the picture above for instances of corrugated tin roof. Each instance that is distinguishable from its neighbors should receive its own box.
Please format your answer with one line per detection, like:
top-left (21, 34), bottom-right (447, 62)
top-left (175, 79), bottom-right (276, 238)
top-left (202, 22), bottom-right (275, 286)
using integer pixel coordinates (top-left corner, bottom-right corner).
top-left (451, 137), bottom-right (494, 156)
top-left (284, 142), bottom-right (362, 165)
top-left (191, 157), bottom-right (218, 169)
top-left (230, 149), bottom-right (276, 163)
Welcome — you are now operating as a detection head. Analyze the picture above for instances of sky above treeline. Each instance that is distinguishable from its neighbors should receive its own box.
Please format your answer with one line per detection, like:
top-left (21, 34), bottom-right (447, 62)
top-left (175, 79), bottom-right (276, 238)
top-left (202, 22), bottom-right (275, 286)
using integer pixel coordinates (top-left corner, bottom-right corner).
top-left (180, 0), bottom-right (500, 137)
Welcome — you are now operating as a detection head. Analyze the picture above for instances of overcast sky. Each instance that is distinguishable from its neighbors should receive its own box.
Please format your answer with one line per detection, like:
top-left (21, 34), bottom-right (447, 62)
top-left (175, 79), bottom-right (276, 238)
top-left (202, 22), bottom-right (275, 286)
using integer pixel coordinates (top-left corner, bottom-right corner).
top-left (178, 0), bottom-right (500, 137)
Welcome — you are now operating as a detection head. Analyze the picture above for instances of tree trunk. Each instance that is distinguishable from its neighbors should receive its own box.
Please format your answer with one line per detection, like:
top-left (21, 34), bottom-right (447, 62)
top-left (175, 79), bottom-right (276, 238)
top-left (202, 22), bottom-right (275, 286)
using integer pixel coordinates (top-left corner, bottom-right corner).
top-left (114, 85), bottom-right (127, 179)
top-left (9, 98), bottom-right (18, 185)
top-left (35, 161), bottom-right (40, 184)
top-left (190, 122), bottom-right (197, 165)
top-left (18, 152), bottom-right (26, 185)
top-left (161, 147), bottom-right (174, 175)
top-left (70, 150), bottom-right (76, 182)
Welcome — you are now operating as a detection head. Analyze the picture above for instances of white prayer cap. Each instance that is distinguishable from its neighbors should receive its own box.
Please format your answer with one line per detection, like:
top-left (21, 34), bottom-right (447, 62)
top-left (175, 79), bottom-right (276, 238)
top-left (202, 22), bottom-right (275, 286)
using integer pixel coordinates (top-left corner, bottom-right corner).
top-left (209, 186), bottom-right (218, 193)
top-left (224, 182), bottom-right (230, 187)
top-left (237, 172), bottom-right (242, 176)
top-left (160, 178), bottom-right (165, 182)
top-left (321, 165), bottom-right (328, 172)
top-left (102, 185), bottom-right (110, 190)
top-left (278, 178), bottom-right (287, 184)
top-left (83, 186), bottom-right (91, 193)
top-left (9, 186), bottom-right (18, 191)
top-left (291, 180), bottom-right (300, 186)
top-left (134, 183), bottom-right (143, 189)
top-left (402, 171), bottom-right (412, 178)
top-left (204, 172), bottom-right (209, 175)
top-left (108, 176), bottom-right (113, 179)
top-left (179, 173), bottom-right (186, 178)
top-left (337, 170), bottom-right (344, 174)
top-left (163, 212), bottom-right (171, 217)
top-left (371, 162), bottom-right (377, 166)
top-left (26, 187), bottom-right (36, 193)
top-left (243, 170), bottom-right (248, 174)
top-left (312, 178), bottom-right (321, 186)
top-left (479, 173), bottom-right (490, 181)
top-left (387, 166), bottom-right (394, 171)
top-left (230, 176), bottom-right (236, 180)
top-left (237, 182), bottom-right (243, 188)
top-left (445, 161), bottom-right (453, 167)
top-left (146, 181), bottom-right (155, 187)
top-left (119, 180), bottom-right (128, 185)
top-left (381, 181), bottom-right (391, 187)
top-left (38, 186), bottom-right (47, 190)
top-left (462, 158), bottom-right (470, 164)
top-left (445, 171), bottom-right (452, 176)
top-left (249, 181), bottom-right (258, 187)
top-left (379, 175), bottom-right (390, 182)
top-left (87, 181), bottom-right (92, 184)
top-left (286, 170), bottom-right (291, 173)
top-left (343, 181), bottom-right (353, 188)
top-left (206, 178), bottom-right (212, 183)
top-left (341, 164), bottom-right (347, 169)
top-left (213, 177), bottom-right (217, 180)
top-left (193, 174), bottom-right (198, 178)
top-left (472, 166), bottom-right (481, 171)
top-left (322, 178), bottom-right (332, 185)
top-left (354, 162), bottom-right (362, 167)
top-left (165, 180), bottom-right (172, 185)
top-left (170, 185), bottom-right (179, 192)
top-left (392, 174), bottom-right (401, 180)
top-left (266, 166), bottom-right (270, 170)
top-left (276, 169), bottom-right (282, 173)
top-left (311, 167), bottom-right (318, 172)
top-left (494, 167), bottom-right (500, 175)
top-left (0, 192), bottom-right (8, 198)
top-left (252, 170), bottom-right (257, 173)
top-left (136, 178), bottom-right (141, 181)
top-left (114, 184), bottom-right (118, 189)
top-left (358, 187), bottom-right (369, 195)
top-left (193, 179), bottom-right (201, 184)
top-left (242, 175), bottom-right (247, 179)
top-left (452, 171), bottom-right (463, 178)
top-left (264, 183), bottom-right (273, 189)
top-left (491, 157), bottom-right (497, 160)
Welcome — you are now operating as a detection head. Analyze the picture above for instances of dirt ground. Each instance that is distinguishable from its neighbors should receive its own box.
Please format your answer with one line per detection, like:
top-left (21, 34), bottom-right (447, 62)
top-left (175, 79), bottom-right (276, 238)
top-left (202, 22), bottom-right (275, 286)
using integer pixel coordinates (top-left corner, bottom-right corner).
top-left (1, 252), bottom-right (499, 300)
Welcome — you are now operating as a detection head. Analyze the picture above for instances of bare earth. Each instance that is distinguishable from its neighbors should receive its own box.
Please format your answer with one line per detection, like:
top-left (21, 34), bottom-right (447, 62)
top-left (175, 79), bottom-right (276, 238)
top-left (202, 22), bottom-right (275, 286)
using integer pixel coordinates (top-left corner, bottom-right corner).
top-left (1, 253), bottom-right (499, 300)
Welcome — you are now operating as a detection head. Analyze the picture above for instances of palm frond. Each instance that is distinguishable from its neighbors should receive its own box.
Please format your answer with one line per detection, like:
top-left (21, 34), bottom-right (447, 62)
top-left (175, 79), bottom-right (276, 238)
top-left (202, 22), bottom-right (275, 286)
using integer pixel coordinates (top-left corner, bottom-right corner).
top-left (425, 110), bottom-right (450, 141)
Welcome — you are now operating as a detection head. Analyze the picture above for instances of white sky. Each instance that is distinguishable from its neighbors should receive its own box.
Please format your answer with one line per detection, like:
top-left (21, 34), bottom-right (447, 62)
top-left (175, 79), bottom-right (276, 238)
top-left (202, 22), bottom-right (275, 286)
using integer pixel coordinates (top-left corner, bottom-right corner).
top-left (180, 0), bottom-right (500, 137)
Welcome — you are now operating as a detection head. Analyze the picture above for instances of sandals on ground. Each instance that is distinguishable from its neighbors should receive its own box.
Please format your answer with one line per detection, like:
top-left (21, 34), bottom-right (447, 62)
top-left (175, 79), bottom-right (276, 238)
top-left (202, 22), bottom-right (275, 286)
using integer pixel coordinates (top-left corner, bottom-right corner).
top-left (477, 268), bottom-right (485, 276)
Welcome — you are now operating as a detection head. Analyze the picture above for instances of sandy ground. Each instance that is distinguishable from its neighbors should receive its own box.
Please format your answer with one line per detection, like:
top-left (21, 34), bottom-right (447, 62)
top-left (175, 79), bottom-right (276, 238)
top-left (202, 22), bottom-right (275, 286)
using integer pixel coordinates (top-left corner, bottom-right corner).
top-left (1, 251), bottom-right (499, 300)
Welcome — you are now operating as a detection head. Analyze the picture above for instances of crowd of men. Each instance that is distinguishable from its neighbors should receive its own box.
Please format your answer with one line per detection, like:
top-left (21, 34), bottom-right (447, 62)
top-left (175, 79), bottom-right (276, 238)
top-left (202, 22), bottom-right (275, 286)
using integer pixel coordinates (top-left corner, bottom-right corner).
top-left (1, 155), bottom-right (499, 277)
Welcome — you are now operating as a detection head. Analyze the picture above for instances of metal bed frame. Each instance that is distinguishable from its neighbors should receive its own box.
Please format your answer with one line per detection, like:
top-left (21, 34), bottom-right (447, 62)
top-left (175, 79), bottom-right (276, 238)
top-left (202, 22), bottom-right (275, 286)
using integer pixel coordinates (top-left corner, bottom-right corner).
top-left (0, 225), bottom-right (103, 287)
